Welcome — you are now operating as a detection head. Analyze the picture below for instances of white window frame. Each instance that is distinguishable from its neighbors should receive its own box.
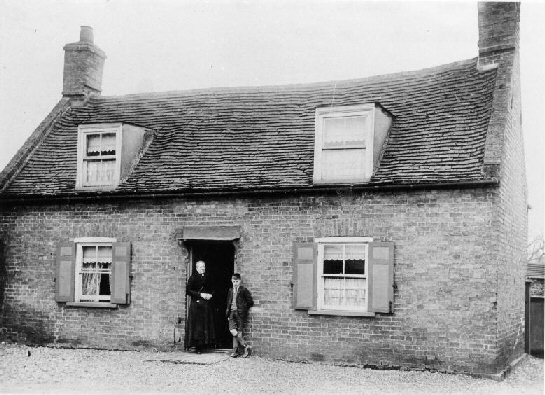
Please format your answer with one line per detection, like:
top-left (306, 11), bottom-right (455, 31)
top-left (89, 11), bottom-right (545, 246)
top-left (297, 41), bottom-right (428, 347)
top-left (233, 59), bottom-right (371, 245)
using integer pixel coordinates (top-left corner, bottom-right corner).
top-left (315, 236), bottom-right (373, 313)
top-left (74, 237), bottom-right (117, 303)
top-left (313, 104), bottom-right (375, 184)
top-left (76, 123), bottom-right (123, 189)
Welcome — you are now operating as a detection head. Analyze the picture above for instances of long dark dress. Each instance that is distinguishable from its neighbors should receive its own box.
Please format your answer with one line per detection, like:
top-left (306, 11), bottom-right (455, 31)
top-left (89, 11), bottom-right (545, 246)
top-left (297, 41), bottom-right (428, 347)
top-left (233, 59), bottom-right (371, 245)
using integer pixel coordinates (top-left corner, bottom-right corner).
top-left (184, 273), bottom-right (216, 350)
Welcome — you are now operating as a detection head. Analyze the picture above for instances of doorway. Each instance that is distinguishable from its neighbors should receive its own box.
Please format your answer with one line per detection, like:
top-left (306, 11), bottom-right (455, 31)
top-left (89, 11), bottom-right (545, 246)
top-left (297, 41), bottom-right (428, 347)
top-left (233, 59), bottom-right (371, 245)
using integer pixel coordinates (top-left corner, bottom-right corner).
top-left (188, 241), bottom-right (235, 349)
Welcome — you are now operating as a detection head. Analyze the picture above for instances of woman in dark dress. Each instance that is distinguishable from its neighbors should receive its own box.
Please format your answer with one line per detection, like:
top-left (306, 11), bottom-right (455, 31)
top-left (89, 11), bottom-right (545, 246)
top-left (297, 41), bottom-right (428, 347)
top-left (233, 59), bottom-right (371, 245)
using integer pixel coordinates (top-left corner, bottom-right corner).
top-left (184, 260), bottom-right (216, 353)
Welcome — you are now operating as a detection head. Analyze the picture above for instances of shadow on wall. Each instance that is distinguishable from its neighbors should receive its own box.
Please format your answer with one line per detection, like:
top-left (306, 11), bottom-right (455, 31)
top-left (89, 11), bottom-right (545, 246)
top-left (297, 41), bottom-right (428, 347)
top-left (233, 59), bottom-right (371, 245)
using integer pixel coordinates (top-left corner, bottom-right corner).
top-left (0, 303), bottom-right (55, 345)
top-left (0, 237), bottom-right (54, 344)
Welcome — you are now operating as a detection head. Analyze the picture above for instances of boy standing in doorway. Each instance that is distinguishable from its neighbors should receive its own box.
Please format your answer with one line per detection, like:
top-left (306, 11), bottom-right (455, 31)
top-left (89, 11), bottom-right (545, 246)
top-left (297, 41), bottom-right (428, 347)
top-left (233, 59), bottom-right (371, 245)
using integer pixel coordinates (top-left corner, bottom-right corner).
top-left (226, 273), bottom-right (254, 357)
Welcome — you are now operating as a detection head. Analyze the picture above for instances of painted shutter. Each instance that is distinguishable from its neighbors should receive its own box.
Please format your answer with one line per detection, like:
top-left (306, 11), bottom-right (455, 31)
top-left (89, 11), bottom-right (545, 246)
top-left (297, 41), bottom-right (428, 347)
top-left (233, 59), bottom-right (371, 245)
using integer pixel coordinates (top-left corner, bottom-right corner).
top-left (55, 243), bottom-right (75, 302)
top-left (293, 242), bottom-right (316, 310)
top-left (111, 242), bottom-right (131, 304)
top-left (368, 242), bottom-right (394, 314)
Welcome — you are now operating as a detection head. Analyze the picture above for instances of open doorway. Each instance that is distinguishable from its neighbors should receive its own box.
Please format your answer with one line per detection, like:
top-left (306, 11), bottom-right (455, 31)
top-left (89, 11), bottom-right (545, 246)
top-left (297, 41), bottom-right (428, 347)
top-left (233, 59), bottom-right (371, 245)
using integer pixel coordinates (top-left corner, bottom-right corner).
top-left (188, 240), bottom-right (235, 349)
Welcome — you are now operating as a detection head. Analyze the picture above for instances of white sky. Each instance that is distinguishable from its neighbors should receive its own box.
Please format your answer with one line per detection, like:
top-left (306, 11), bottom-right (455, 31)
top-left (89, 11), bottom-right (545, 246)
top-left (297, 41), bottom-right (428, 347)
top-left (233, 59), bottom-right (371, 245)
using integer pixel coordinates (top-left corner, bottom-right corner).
top-left (0, 0), bottom-right (543, 239)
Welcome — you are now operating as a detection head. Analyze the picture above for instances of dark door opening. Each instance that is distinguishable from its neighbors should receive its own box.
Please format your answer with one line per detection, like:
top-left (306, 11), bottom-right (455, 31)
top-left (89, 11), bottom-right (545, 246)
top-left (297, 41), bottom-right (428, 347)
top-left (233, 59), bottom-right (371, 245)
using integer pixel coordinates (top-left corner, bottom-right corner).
top-left (189, 241), bottom-right (235, 349)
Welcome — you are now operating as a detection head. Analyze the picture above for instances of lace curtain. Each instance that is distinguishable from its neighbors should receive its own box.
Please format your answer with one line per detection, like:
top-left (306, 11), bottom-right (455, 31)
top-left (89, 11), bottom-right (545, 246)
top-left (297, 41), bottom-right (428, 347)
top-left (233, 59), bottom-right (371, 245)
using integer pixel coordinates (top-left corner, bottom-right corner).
top-left (81, 246), bottom-right (112, 299)
top-left (324, 278), bottom-right (366, 307)
top-left (323, 116), bottom-right (367, 147)
top-left (86, 133), bottom-right (116, 156)
top-left (321, 149), bottom-right (365, 180)
top-left (85, 159), bottom-right (116, 185)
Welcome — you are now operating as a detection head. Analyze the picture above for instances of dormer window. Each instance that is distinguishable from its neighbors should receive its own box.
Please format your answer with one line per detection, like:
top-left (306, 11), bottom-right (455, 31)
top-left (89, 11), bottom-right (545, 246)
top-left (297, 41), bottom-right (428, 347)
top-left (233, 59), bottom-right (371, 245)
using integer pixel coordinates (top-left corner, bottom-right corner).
top-left (77, 124), bottom-right (122, 189)
top-left (313, 104), bottom-right (376, 184)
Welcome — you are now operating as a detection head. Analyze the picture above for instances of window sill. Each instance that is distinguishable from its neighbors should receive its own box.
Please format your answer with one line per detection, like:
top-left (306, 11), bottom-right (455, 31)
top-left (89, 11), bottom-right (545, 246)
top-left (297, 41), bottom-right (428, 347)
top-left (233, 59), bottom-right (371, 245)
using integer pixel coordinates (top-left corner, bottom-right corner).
top-left (312, 179), bottom-right (371, 186)
top-left (65, 302), bottom-right (117, 309)
top-left (75, 185), bottom-right (119, 192)
top-left (308, 310), bottom-right (375, 317)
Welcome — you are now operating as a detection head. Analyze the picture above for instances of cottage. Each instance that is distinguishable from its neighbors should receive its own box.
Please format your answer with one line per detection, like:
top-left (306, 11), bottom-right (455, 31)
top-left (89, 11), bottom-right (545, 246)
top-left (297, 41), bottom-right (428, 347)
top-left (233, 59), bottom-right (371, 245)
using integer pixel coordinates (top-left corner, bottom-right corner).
top-left (0, 2), bottom-right (526, 376)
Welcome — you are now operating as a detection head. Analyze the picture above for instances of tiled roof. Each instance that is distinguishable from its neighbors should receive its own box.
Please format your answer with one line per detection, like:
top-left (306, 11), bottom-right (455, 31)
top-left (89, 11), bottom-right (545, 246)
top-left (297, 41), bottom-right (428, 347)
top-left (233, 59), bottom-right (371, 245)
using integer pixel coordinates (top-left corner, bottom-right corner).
top-left (0, 98), bottom-right (71, 190)
top-left (1, 58), bottom-right (498, 197)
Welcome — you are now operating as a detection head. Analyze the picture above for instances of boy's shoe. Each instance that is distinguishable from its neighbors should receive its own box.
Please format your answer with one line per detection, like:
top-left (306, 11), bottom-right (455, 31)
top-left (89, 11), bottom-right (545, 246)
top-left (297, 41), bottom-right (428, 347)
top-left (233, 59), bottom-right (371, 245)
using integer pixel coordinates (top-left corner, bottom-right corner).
top-left (242, 345), bottom-right (252, 358)
top-left (230, 351), bottom-right (239, 358)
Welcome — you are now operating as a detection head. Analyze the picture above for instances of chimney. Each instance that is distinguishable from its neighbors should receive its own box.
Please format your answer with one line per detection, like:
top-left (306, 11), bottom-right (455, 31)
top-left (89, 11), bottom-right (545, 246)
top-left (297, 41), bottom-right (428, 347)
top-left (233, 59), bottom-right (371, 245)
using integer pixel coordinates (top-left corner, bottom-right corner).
top-left (478, 2), bottom-right (520, 67)
top-left (62, 26), bottom-right (106, 98)
top-left (477, 2), bottom-right (522, 179)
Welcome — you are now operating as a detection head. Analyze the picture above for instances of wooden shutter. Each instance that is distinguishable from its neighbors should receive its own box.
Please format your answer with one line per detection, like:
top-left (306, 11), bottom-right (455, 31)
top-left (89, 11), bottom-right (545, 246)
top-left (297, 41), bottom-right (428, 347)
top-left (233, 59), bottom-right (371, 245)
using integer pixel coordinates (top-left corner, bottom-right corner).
top-left (293, 242), bottom-right (316, 310)
top-left (111, 242), bottom-right (131, 304)
top-left (368, 242), bottom-right (394, 314)
top-left (55, 243), bottom-right (75, 302)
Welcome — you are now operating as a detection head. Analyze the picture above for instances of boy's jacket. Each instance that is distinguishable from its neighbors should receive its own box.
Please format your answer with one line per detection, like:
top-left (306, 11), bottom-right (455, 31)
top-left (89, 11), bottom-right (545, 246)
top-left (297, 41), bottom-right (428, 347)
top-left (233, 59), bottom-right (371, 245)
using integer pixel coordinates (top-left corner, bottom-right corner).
top-left (226, 286), bottom-right (254, 318)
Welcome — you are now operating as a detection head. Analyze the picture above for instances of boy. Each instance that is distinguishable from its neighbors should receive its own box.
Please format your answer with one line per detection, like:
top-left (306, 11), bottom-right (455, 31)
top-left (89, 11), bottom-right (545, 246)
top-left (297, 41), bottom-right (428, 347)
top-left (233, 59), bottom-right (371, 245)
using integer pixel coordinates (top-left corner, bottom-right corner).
top-left (225, 273), bottom-right (254, 357)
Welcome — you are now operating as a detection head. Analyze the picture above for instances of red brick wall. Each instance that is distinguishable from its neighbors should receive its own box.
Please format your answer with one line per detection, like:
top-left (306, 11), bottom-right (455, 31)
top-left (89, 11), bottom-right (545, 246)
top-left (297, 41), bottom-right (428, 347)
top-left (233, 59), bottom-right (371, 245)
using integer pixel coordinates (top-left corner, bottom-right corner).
top-left (1, 187), bottom-right (511, 374)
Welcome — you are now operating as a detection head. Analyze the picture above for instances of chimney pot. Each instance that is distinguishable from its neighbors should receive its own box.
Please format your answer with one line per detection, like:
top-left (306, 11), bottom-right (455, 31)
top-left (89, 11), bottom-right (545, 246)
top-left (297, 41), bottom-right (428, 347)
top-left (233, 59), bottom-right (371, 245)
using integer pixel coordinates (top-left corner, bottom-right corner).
top-left (80, 26), bottom-right (94, 43)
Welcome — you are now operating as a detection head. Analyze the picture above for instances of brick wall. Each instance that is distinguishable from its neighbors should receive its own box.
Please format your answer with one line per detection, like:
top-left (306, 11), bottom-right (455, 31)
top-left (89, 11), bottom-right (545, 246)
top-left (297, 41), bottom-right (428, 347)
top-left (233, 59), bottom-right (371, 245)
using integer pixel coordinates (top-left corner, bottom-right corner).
top-left (62, 27), bottom-right (105, 97)
top-left (478, 2), bottom-right (527, 369)
top-left (1, 187), bottom-right (511, 374)
top-left (494, 43), bottom-right (527, 368)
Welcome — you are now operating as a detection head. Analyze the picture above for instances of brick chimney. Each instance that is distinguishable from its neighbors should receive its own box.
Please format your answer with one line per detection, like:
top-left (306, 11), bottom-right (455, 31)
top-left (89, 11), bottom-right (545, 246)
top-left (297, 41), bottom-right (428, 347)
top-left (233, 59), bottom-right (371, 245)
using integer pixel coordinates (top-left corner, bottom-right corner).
top-left (477, 2), bottom-right (523, 186)
top-left (478, 2), bottom-right (520, 67)
top-left (62, 26), bottom-right (106, 98)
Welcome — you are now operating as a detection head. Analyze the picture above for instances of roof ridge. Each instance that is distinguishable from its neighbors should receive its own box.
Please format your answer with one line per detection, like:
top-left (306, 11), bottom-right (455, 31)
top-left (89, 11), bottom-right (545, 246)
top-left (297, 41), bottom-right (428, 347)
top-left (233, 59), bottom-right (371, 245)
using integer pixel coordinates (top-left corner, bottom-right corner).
top-left (95, 57), bottom-right (480, 101)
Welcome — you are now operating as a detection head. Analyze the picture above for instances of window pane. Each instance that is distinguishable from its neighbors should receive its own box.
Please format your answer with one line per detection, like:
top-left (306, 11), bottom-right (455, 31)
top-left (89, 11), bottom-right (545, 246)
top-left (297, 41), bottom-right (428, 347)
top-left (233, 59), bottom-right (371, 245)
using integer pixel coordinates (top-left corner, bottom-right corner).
top-left (97, 246), bottom-right (112, 263)
top-left (97, 249), bottom-right (112, 297)
top-left (344, 278), bottom-right (366, 307)
top-left (99, 272), bottom-right (111, 295)
top-left (102, 160), bottom-right (116, 183)
top-left (324, 277), bottom-right (343, 306)
top-left (85, 160), bottom-right (97, 184)
top-left (323, 116), bottom-right (367, 148)
top-left (86, 134), bottom-right (101, 156)
top-left (86, 133), bottom-right (116, 156)
top-left (321, 149), bottom-right (365, 181)
top-left (81, 271), bottom-right (98, 296)
top-left (82, 246), bottom-right (97, 262)
top-left (345, 244), bottom-right (366, 275)
top-left (324, 278), bottom-right (366, 308)
top-left (345, 259), bottom-right (365, 275)
top-left (85, 159), bottom-right (116, 185)
top-left (323, 244), bottom-right (343, 274)
top-left (101, 133), bottom-right (116, 155)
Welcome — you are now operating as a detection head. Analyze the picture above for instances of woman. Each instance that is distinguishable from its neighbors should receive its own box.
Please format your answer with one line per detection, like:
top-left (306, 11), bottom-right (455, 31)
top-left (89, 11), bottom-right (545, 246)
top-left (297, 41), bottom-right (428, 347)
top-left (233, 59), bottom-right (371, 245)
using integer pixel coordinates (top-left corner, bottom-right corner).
top-left (184, 260), bottom-right (216, 353)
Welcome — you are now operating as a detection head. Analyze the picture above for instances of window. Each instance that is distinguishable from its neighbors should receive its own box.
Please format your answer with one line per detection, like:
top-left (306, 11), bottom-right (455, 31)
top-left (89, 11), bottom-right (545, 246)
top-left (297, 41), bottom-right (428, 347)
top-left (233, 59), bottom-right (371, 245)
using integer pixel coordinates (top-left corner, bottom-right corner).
top-left (77, 124), bottom-right (122, 188)
top-left (75, 242), bottom-right (113, 302)
top-left (313, 105), bottom-right (375, 183)
top-left (55, 238), bottom-right (132, 307)
top-left (317, 241), bottom-right (368, 312)
top-left (293, 238), bottom-right (394, 316)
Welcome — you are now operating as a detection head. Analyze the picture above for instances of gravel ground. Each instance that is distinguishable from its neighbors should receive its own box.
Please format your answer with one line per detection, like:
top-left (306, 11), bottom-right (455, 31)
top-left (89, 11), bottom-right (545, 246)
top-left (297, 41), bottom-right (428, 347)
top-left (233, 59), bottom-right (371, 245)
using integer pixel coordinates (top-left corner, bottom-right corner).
top-left (0, 344), bottom-right (542, 394)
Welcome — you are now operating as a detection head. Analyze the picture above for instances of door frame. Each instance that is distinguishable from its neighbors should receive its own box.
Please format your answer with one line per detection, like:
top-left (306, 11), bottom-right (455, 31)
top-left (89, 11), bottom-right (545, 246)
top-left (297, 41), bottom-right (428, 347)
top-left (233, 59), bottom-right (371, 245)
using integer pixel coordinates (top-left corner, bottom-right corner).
top-left (183, 239), bottom-right (238, 348)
